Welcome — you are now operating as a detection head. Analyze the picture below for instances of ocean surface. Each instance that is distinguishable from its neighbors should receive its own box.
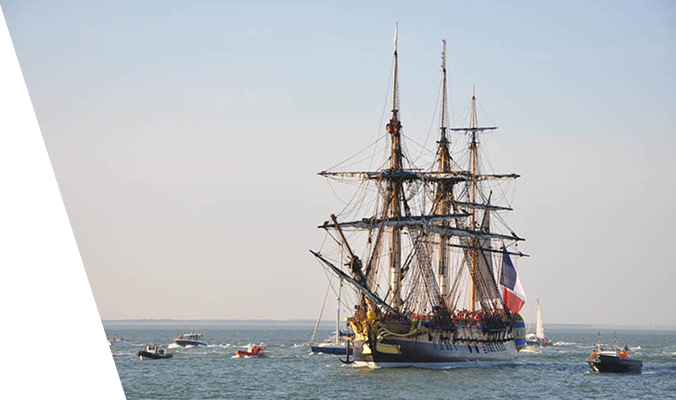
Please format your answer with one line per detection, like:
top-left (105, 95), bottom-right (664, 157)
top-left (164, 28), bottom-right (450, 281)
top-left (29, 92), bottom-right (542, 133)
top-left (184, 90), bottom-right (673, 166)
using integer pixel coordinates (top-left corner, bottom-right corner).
top-left (104, 322), bottom-right (676, 399)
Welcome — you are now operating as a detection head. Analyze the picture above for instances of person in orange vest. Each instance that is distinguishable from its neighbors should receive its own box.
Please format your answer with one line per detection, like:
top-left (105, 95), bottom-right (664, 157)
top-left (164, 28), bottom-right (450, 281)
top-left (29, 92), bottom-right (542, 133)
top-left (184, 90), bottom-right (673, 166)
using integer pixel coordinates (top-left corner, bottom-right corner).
top-left (619, 349), bottom-right (627, 358)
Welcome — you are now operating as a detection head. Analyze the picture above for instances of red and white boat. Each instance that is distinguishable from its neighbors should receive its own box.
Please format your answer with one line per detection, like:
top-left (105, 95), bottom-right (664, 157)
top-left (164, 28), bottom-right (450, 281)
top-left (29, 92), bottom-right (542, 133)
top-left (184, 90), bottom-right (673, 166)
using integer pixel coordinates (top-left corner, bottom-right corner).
top-left (235, 343), bottom-right (267, 357)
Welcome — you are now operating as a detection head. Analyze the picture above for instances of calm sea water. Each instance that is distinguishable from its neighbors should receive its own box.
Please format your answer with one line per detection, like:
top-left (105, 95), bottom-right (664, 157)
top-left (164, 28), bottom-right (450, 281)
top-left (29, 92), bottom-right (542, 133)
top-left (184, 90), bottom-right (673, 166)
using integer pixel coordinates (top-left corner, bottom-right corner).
top-left (105, 322), bottom-right (676, 399)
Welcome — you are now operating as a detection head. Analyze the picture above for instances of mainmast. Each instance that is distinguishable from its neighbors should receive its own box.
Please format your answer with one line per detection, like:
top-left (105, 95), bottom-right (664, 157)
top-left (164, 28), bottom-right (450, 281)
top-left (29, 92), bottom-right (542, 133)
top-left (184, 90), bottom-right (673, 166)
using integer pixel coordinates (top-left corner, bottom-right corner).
top-left (387, 22), bottom-right (403, 311)
top-left (436, 40), bottom-right (452, 302)
top-left (469, 85), bottom-right (478, 311)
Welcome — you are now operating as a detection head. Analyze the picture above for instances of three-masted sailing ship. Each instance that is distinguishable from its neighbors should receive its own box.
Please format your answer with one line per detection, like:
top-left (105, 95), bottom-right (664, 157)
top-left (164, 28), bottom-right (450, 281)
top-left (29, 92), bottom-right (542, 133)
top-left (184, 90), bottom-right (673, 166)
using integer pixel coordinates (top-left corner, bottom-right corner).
top-left (311, 28), bottom-right (528, 368)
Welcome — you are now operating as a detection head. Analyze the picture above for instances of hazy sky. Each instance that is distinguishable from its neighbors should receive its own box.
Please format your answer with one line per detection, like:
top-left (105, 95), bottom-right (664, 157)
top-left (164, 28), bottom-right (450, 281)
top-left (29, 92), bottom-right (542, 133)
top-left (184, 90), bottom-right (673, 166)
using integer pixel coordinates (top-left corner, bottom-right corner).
top-left (3, 0), bottom-right (675, 325)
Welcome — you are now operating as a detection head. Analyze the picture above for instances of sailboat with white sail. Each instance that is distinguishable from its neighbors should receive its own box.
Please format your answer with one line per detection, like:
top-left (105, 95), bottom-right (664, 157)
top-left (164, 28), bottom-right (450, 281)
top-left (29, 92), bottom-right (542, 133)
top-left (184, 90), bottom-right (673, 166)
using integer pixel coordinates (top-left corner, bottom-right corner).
top-left (526, 299), bottom-right (552, 346)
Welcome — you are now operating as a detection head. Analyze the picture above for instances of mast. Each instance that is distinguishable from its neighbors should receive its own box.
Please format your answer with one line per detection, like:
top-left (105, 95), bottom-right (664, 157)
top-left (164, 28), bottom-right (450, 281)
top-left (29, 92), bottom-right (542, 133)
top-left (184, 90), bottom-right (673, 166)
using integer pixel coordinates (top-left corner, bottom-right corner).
top-left (469, 85), bottom-right (478, 311)
top-left (336, 278), bottom-right (342, 344)
top-left (437, 39), bottom-right (451, 301)
top-left (535, 299), bottom-right (544, 339)
top-left (387, 23), bottom-right (403, 311)
top-left (337, 248), bottom-right (343, 345)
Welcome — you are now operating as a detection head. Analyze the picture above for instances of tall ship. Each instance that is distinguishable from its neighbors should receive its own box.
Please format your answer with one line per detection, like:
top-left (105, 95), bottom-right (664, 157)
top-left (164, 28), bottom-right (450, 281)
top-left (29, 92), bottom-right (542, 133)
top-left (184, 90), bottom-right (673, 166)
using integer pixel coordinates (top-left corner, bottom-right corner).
top-left (311, 27), bottom-right (529, 368)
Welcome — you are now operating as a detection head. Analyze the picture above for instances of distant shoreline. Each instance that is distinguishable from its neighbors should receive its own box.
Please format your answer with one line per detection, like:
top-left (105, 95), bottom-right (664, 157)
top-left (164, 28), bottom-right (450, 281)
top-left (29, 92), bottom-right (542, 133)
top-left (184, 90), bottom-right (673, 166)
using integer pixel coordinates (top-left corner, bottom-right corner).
top-left (101, 319), bottom-right (676, 330)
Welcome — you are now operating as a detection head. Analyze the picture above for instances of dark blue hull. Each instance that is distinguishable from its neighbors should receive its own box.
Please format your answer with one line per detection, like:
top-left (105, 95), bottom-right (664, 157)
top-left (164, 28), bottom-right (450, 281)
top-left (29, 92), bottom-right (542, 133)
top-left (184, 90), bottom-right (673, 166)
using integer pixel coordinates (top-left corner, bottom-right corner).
top-left (138, 351), bottom-right (173, 360)
top-left (311, 345), bottom-right (353, 355)
top-left (174, 339), bottom-right (207, 347)
top-left (352, 332), bottom-right (518, 368)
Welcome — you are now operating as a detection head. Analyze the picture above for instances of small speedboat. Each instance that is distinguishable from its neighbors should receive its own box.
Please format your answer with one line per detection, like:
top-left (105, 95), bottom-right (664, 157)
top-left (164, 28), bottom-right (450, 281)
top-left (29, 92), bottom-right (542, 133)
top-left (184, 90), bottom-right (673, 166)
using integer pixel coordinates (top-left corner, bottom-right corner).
top-left (586, 333), bottom-right (642, 373)
top-left (235, 343), bottom-right (267, 357)
top-left (174, 332), bottom-right (207, 347)
top-left (525, 332), bottom-right (553, 347)
top-left (108, 336), bottom-right (132, 346)
top-left (138, 344), bottom-right (173, 360)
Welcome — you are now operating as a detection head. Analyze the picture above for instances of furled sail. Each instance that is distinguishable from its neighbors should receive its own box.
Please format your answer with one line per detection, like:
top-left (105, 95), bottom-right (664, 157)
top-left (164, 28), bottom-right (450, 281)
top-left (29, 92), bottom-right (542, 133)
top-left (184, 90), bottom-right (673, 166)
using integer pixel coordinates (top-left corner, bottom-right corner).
top-left (472, 200), bottom-right (502, 307)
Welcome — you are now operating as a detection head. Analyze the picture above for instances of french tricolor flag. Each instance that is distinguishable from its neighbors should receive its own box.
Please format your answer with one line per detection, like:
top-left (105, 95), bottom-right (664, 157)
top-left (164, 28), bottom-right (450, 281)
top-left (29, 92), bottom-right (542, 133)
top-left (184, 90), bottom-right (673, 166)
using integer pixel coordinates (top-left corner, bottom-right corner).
top-left (499, 246), bottom-right (527, 313)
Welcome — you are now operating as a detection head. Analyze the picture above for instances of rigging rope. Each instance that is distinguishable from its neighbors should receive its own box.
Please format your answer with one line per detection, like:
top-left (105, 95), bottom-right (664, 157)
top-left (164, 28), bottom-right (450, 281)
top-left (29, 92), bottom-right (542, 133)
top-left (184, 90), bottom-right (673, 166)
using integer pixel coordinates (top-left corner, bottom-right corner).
top-left (309, 277), bottom-right (333, 344)
top-left (411, 73), bottom-right (443, 165)
top-left (323, 135), bottom-right (387, 172)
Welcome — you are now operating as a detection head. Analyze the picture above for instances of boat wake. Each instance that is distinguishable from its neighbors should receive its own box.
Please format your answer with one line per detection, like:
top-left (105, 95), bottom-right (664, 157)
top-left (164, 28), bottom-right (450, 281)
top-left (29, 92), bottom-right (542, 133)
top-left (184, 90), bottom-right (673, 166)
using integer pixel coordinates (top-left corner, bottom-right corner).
top-left (231, 354), bottom-right (257, 359)
top-left (520, 347), bottom-right (542, 354)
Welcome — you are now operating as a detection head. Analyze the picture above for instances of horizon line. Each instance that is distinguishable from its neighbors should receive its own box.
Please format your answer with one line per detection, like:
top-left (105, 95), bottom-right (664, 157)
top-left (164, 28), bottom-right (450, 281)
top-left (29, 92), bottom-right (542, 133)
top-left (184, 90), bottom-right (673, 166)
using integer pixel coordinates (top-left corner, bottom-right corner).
top-left (101, 318), bottom-right (676, 330)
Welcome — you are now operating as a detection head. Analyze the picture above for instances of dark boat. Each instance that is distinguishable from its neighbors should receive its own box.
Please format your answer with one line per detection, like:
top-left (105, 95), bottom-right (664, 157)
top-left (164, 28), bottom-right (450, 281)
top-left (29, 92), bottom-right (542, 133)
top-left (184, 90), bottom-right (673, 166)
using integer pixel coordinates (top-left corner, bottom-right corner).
top-left (586, 352), bottom-right (642, 373)
top-left (138, 344), bottom-right (173, 360)
top-left (586, 333), bottom-right (642, 373)
top-left (173, 332), bottom-right (207, 347)
top-left (310, 342), bottom-right (354, 355)
top-left (308, 277), bottom-right (355, 357)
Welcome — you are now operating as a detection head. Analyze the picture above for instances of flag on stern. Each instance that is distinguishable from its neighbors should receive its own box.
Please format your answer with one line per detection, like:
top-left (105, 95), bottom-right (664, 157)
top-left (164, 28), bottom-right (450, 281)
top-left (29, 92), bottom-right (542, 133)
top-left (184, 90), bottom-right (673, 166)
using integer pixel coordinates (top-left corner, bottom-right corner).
top-left (499, 246), bottom-right (527, 313)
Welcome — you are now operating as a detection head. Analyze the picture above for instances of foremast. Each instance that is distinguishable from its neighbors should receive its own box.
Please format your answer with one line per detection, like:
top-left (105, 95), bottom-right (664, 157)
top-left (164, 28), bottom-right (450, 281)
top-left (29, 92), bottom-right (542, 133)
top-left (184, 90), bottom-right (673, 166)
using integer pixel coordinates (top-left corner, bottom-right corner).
top-left (435, 39), bottom-right (452, 303)
top-left (387, 22), bottom-right (403, 311)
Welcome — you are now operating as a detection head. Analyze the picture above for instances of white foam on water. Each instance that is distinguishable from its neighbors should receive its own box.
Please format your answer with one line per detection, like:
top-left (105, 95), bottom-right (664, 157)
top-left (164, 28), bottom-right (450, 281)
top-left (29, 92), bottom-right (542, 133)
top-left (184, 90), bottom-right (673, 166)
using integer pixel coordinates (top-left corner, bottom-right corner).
top-left (554, 341), bottom-right (576, 346)
top-left (520, 347), bottom-right (541, 354)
